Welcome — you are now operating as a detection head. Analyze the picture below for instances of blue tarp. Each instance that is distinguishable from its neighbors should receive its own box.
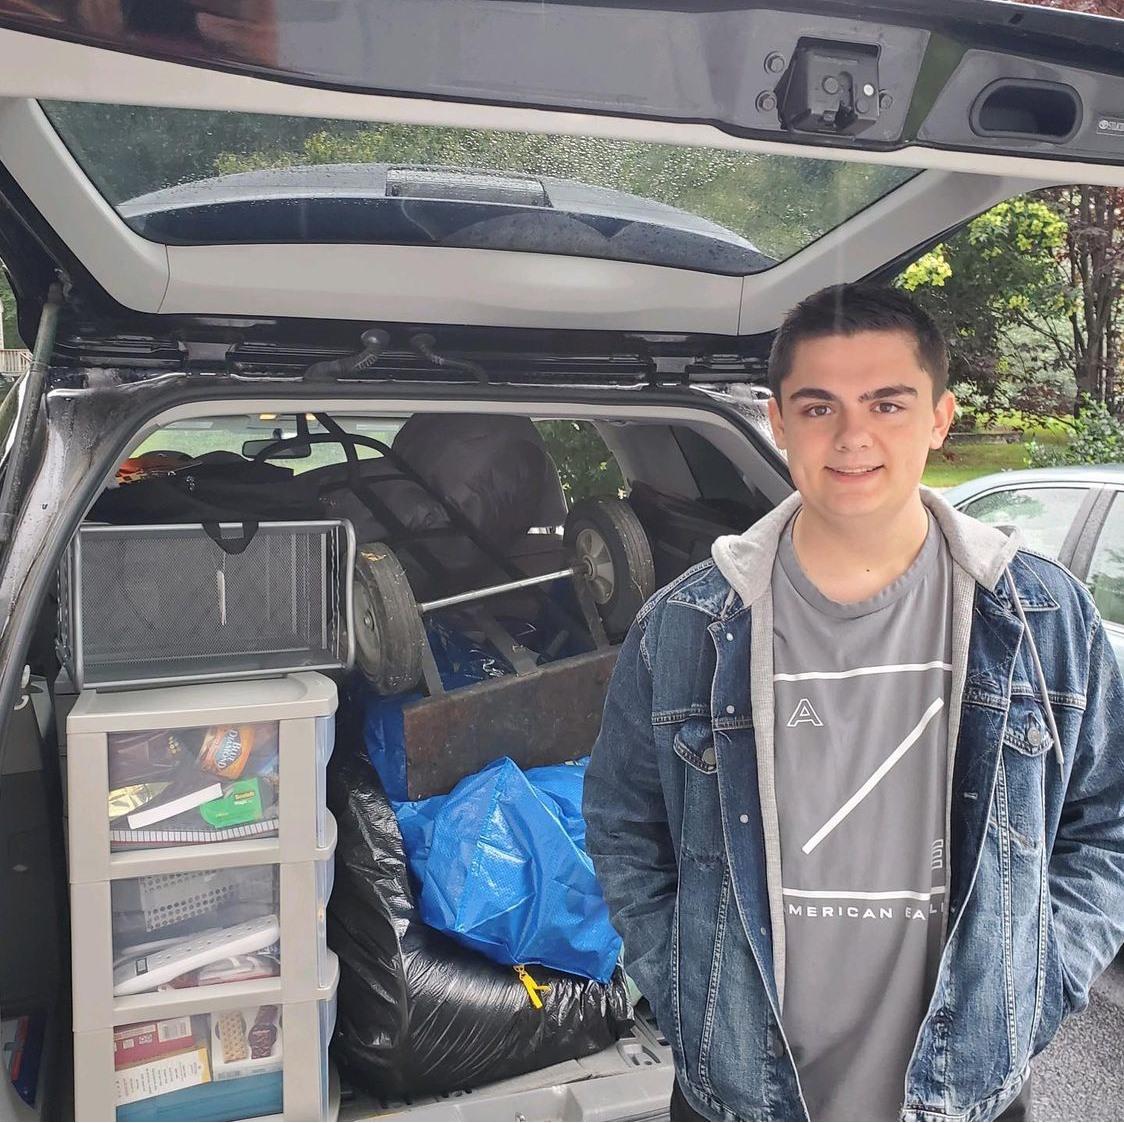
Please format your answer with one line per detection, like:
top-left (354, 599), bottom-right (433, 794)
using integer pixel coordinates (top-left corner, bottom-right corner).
top-left (392, 757), bottom-right (621, 984)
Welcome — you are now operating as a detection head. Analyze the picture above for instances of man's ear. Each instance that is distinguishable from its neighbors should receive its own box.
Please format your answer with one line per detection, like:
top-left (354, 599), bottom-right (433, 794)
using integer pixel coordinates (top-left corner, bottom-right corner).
top-left (930, 390), bottom-right (956, 450)
top-left (768, 396), bottom-right (787, 451)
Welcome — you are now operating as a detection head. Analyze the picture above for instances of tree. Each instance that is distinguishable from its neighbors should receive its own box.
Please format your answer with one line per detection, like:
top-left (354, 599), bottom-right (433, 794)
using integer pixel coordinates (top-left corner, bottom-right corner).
top-left (0, 268), bottom-right (24, 349)
top-left (1046, 185), bottom-right (1124, 412)
top-left (897, 195), bottom-right (1072, 422)
top-left (1017, 0), bottom-right (1124, 415)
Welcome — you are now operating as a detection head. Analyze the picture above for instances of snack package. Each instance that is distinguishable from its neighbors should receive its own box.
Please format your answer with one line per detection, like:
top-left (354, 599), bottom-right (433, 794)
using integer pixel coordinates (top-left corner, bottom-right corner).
top-left (198, 726), bottom-right (256, 780)
top-left (113, 1017), bottom-right (194, 1070)
top-left (108, 782), bottom-right (171, 820)
top-left (211, 1005), bottom-right (282, 1081)
top-left (114, 1022), bottom-right (211, 1107)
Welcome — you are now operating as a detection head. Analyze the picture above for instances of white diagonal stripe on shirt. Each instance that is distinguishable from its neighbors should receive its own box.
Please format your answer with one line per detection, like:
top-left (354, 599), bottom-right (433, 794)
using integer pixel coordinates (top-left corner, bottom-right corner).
top-left (801, 696), bottom-right (946, 855)
top-left (774, 661), bottom-right (953, 682)
top-left (782, 887), bottom-right (947, 902)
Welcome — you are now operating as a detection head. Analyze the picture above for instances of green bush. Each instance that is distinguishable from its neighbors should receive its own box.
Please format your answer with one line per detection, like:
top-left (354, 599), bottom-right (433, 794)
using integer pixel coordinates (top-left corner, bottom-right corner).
top-left (537, 420), bottom-right (625, 504)
top-left (1026, 397), bottom-right (1124, 467)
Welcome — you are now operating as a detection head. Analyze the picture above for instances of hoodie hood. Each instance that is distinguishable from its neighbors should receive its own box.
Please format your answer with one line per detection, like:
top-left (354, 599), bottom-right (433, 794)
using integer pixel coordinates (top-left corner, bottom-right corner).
top-left (711, 486), bottom-right (1021, 610)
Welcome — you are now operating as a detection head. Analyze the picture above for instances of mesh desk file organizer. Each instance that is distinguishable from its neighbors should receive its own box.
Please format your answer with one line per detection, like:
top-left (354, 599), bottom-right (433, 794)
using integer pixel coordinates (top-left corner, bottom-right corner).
top-left (59, 521), bottom-right (355, 690)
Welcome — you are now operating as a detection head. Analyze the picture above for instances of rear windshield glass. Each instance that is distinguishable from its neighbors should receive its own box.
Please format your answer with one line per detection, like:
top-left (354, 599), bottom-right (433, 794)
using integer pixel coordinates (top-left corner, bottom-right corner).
top-left (41, 101), bottom-right (916, 276)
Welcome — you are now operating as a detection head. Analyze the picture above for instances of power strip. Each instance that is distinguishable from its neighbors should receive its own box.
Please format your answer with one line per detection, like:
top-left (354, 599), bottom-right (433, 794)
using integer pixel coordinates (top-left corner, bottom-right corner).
top-left (113, 914), bottom-right (281, 996)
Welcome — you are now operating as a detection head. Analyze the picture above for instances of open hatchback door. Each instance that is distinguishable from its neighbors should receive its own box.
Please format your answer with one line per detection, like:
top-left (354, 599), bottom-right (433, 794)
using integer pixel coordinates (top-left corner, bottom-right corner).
top-left (0, 3), bottom-right (1123, 1122)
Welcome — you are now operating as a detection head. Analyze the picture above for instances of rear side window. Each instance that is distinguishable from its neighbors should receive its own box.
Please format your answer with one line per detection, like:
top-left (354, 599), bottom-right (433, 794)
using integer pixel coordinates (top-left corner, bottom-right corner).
top-left (537, 421), bottom-right (625, 506)
top-left (961, 486), bottom-right (1088, 559)
top-left (1087, 494), bottom-right (1124, 627)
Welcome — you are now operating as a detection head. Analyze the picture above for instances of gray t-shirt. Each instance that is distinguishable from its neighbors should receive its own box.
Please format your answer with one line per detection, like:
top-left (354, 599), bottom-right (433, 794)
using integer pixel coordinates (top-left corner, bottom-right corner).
top-left (771, 513), bottom-right (952, 1122)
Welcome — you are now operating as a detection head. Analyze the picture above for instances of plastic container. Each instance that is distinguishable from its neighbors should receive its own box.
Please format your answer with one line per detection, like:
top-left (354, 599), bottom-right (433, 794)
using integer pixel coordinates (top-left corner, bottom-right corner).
top-left (114, 1004), bottom-right (284, 1121)
top-left (315, 857), bottom-right (335, 991)
top-left (59, 520), bottom-right (356, 690)
top-left (104, 720), bottom-right (281, 853)
top-left (314, 715), bottom-right (335, 850)
top-left (110, 866), bottom-right (280, 999)
top-left (73, 981), bottom-right (339, 1122)
top-left (67, 674), bottom-right (338, 881)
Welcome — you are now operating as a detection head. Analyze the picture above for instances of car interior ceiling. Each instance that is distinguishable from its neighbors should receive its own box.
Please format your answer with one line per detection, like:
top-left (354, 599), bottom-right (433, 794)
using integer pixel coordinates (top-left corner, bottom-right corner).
top-left (0, 400), bottom-right (777, 1120)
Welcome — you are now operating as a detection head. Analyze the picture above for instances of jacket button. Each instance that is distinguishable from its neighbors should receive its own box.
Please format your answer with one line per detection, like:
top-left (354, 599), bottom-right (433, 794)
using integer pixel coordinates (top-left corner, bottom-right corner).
top-left (702, 747), bottom-right (717, 768)
top-left (740, 814), bottom-right (749, 824)
top-left (1027, 725), bottom-right (1043, 747)
top-left (726, 632), bottom-right (734, 641)
top-left (725, 705), bottom-right (735, 715)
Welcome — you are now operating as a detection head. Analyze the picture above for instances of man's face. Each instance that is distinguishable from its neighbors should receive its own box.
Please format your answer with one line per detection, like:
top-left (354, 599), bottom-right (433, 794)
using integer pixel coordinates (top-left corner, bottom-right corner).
top-left (766, 329), bottom-right (956, 526)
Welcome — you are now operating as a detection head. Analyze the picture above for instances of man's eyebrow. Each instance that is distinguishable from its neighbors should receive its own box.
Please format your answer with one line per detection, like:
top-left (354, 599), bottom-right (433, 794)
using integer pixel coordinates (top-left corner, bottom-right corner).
top-left (786, 387), bottom-right (839, 403)
top-left (858, 384), bottom-right (919, 402)
top-left (785, 384), bottom-right (919, 404)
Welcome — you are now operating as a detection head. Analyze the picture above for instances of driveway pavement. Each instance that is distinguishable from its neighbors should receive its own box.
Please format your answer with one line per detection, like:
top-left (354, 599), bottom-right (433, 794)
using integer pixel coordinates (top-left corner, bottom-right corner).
top-left (1033, 954), bottom-right (1124, 1121)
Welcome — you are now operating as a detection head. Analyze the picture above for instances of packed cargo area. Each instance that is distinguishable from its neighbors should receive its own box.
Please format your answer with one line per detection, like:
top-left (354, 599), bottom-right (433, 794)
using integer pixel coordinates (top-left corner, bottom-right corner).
top-left (0, 391), bottom-right (788, 1122)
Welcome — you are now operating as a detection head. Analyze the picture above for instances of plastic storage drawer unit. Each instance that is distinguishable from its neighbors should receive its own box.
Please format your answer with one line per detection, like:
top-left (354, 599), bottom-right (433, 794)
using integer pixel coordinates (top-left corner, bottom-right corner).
top-left (71, 855), bottom-right (336, 1033)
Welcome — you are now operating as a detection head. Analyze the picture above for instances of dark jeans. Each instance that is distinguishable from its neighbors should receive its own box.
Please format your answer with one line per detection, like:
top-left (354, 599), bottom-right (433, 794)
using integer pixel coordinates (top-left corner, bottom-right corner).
top-left (669, 1076), bottom-right (1033, 1121)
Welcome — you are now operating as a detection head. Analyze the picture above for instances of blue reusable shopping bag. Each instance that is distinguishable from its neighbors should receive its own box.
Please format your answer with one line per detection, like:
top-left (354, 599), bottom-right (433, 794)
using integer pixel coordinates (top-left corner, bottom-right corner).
top-left (393, 757), bottom-right (621, 983)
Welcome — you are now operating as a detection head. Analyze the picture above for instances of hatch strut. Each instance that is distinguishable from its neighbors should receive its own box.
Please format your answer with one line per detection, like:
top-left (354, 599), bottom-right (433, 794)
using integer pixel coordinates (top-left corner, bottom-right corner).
top-left (0, 283), bottom-right (62, 546)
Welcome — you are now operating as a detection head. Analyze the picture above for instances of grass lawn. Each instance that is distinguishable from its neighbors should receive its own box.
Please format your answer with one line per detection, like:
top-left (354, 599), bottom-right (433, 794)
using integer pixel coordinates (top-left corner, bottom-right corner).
top-left (922, 430), bottom-right (1068, 488)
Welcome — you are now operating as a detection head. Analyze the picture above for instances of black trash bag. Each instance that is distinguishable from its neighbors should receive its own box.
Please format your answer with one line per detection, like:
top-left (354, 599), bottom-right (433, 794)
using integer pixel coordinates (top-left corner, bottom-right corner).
top-left (91, 452), bottom-right (320, 525)
top-left (327, 740), bottom-right (633, 1099)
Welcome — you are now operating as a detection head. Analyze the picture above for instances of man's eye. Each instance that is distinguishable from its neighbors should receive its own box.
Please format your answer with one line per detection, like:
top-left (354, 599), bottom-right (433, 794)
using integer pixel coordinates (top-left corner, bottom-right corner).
top-left (874, 402), bottom-right (903, 414)
top-left (804, 405), bottom-right (831, 417)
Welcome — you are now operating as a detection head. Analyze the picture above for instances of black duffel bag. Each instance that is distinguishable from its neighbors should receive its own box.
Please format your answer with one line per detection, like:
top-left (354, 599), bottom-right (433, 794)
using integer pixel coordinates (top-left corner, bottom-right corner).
top-left (90, 452), bottom-right (321, 525)
top-left (326, 733), bottom-right (633, 1099)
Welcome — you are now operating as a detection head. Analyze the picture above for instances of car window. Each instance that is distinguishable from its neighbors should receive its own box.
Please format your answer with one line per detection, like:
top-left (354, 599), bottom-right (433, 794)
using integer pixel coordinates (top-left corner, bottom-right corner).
top-left (961, 486), bottom-right (1088, 559)
top-left (40, 101), bottom-right (915, 276)
top-left (1088, 494), bottom-right (1124, 628)
top-left (536, 421), bottom-right (625, 506)
top-left (128, 415), bottom-right (400, 474)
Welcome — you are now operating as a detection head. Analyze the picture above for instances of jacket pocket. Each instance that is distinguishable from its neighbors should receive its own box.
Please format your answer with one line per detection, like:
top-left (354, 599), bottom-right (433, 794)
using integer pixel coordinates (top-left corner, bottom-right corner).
top-left (672, 718), bottom-right (725, 864)
top-left (1002, 695), bottom-right (1054, 759)
top-left (997, 697), bottom-right (1051, 854)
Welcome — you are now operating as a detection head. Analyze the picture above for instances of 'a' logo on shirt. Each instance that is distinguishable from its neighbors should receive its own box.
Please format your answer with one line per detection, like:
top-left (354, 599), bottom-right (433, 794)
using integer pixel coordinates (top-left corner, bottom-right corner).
top-left (787, 698), bottom-right (824, 728)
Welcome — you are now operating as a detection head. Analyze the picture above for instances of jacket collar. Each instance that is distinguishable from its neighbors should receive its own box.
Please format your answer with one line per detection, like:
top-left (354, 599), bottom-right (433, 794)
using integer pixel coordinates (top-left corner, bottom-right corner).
top-left (710, 486), bottom-right (1022, 610)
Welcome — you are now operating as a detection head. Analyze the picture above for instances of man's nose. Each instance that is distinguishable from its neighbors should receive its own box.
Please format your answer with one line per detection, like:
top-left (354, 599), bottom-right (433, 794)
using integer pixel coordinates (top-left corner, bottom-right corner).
top-left (834, 413), bottom-right (873, 451)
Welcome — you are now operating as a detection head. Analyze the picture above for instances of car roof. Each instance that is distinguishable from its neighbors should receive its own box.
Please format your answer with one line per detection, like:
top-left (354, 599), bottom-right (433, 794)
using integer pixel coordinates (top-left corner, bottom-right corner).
top-left (944, 465), bottom-right (1124, 506)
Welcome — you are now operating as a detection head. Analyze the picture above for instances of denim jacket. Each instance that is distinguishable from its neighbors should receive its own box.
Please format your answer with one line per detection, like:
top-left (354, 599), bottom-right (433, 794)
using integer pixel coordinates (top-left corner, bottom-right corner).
top-left (584, 489), bottom-right (1124, 1122)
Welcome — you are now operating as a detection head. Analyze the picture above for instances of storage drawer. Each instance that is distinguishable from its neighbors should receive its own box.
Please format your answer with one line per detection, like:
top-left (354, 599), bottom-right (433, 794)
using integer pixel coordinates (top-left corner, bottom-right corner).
top-left (110, 865), bottom-right (281, 999)
top-left (105, 720), bottom-right (282, 852)
top-left (74, 979), bottom-right (339, 1121)
top-left (73, 859), bottom-right (336, 1031)
top-left (67, 675), bottom-right (337, 880)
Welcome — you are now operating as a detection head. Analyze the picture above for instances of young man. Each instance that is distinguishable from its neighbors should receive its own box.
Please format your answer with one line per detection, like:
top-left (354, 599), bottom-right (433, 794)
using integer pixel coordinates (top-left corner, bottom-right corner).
top-left (583, 283), bottom-right (1124, 1122)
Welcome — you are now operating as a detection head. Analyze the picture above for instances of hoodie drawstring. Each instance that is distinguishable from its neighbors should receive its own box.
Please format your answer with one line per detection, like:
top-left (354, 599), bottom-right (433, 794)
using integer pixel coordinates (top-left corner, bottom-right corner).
top-left (1006, 567), bottom-right (1065, 775)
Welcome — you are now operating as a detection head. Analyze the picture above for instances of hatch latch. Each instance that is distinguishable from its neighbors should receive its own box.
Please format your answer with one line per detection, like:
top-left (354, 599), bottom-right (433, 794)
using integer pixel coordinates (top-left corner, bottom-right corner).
top-left (775, 39), bottom-right (881, 136)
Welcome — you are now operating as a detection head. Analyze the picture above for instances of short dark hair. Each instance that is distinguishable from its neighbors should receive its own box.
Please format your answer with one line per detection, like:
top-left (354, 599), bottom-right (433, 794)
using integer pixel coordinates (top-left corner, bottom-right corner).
top-left (767, 283), bottom-right (949, 406)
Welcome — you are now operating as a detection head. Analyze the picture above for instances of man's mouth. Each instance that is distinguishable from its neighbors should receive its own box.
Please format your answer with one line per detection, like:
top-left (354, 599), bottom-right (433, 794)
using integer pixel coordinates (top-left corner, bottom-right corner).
top-left (827, 465), bottom-right (883, 478)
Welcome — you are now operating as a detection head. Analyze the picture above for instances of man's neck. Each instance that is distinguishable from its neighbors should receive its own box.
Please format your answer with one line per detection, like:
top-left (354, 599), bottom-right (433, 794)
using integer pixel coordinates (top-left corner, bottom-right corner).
top-left (791, 494), bottom-right (932, 604)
